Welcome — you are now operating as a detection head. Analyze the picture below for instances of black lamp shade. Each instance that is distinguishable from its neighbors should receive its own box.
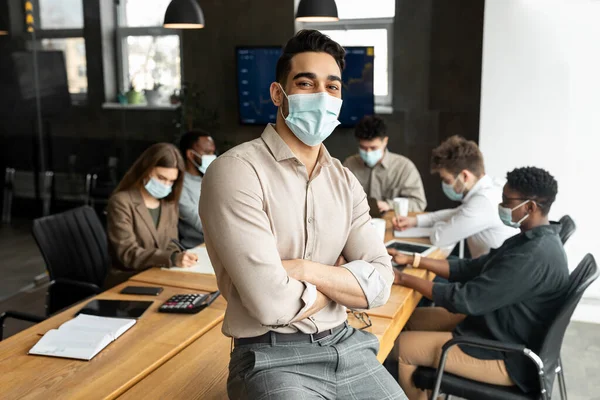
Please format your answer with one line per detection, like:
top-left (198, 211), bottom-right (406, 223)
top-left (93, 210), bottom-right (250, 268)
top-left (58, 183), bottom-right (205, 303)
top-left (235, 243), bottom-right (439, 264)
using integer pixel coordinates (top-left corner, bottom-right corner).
top-left (164, 0), bottom-right (205, 29)
top-left (296, 0), bottom-right (339, 22)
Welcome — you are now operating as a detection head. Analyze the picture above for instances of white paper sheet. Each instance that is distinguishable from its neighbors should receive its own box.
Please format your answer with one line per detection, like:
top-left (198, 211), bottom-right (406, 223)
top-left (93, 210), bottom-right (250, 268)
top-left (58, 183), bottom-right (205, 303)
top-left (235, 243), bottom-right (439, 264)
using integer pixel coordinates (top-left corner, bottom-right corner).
top-left (163, 246), bottom-right (215, 275)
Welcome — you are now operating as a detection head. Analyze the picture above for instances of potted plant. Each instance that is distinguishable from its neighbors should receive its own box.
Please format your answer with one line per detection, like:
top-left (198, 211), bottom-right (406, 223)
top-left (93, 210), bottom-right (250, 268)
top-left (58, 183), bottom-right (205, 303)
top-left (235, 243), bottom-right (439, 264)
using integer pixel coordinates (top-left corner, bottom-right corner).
top-left (144, 82), bottom-right (163, 106)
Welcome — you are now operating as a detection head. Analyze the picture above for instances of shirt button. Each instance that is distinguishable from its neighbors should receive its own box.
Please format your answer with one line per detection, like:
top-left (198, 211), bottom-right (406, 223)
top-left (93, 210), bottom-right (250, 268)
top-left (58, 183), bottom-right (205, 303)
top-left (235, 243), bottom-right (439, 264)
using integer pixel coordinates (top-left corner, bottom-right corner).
top-left (306, 253), bottom-right (312, 258)
top-left (308, 217), bottom-right (313, 224)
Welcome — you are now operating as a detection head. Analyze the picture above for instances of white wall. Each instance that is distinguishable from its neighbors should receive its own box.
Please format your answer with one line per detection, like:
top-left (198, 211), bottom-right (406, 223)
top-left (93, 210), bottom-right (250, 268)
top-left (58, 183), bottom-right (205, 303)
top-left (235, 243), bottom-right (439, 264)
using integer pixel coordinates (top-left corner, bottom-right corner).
top-left (479, 0), bottom-right (600, 302)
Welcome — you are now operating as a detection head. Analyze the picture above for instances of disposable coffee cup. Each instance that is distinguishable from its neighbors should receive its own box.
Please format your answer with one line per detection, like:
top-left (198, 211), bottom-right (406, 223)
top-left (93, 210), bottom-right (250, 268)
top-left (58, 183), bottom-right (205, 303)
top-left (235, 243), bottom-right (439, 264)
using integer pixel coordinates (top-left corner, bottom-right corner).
top-left (393, 197), bottom-right (409, 217)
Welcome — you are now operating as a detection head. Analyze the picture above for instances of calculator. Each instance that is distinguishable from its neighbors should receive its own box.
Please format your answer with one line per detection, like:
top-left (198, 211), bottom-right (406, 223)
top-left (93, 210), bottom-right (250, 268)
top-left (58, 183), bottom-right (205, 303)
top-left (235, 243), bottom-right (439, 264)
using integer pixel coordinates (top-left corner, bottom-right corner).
top-left (158, 291), bottom-right (220, 314)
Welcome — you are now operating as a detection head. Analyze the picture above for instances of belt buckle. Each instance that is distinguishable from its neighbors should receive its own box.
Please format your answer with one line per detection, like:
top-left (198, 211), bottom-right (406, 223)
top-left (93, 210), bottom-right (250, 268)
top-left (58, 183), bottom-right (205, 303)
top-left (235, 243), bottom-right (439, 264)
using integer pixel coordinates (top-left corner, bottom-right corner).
top-left (310, 328), bottom-right (334, 343)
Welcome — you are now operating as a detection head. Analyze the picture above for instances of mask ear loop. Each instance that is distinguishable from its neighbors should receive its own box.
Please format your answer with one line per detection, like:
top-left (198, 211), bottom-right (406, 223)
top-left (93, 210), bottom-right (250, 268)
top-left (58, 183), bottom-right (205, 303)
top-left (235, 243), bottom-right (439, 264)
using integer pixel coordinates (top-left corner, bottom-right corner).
top-left (513, 200), bottom-right (531, 225)
top-left (189, 150), bottom-right (203, 170)
top-left (277, 83), bottom-right (289, 120)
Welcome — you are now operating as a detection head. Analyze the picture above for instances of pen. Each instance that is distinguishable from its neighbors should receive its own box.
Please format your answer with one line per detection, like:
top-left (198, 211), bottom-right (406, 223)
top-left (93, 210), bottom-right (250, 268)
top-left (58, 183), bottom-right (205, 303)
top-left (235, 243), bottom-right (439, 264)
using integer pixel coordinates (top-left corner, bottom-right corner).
top-left (171, 238), bottom-right (186, 251)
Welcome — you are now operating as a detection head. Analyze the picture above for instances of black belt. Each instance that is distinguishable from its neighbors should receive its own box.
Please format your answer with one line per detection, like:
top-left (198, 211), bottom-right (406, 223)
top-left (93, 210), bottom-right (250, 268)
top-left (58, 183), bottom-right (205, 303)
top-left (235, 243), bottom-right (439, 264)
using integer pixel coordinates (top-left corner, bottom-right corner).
top-left (234, 322), bottom-right (348, 346)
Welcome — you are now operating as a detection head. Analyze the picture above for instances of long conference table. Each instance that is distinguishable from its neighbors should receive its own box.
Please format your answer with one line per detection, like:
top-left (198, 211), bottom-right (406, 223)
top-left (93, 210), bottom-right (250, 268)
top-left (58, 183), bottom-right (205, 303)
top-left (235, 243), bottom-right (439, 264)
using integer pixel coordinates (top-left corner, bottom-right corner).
top-left (0, 213), bottom-right (445, 399)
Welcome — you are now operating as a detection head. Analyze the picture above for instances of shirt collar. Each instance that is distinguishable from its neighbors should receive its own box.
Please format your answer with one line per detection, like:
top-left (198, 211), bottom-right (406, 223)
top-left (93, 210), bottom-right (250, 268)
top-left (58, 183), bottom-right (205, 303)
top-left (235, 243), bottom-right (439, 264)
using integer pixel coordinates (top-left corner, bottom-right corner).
top-left (378, 149), bottom-right (391, 169)
top-left (463, 174), bottom-right (491, 202)
top-left (524, 223), bottom-right (561, 240)
top-left (261, 124), bottom-right (332, 167)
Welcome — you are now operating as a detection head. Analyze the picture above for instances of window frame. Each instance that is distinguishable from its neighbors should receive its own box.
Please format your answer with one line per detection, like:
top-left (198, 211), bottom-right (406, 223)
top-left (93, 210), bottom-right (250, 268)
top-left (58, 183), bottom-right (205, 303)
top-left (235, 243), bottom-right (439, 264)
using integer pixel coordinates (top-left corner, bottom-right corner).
top-left (296, 17), bottom-right (394, 107)
top-left (115, 2), bottom-right (184, 94)
top-left (27, 0), bottom-right (87, 104)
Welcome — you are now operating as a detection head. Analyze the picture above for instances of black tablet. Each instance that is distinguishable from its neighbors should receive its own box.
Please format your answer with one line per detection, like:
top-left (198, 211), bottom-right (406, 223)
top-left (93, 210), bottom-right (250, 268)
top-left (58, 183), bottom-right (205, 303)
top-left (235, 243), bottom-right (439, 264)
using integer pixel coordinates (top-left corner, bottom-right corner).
top-left (77, 299), bottom-right (153, 319)
top-left (386, 241), bottom-right (433, 254)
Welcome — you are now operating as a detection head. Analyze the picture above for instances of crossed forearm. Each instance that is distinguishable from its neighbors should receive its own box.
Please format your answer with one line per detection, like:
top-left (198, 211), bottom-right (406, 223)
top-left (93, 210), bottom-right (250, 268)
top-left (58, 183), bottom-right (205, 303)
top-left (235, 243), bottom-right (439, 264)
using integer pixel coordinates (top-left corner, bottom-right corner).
top-left (301, 261), bottom-right (369, 309)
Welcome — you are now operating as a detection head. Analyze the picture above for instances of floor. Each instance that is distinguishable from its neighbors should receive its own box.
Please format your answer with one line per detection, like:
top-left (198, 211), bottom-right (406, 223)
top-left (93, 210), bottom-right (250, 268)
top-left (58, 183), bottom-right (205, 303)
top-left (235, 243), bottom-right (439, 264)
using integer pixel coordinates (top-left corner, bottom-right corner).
top-left (0, 220), bottom-right (599, 399)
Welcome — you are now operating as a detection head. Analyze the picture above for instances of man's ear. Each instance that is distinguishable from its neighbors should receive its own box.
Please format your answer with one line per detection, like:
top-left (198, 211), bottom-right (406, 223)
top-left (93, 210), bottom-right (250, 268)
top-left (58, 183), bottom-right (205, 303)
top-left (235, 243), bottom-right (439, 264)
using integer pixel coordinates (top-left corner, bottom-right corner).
top-left (186, 149), bottom-right (194, 162)
top-left (270, 82), bottom-right (284, 107)
top-left (527, 200), bottom-right (538, 215)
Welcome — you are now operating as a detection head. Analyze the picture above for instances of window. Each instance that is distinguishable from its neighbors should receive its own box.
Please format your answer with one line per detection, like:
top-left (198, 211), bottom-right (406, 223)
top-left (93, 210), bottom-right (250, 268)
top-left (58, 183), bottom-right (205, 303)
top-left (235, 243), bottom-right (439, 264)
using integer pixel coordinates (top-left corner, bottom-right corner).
top-left (117, 0), bottom-right (182, 99)
top-left (295, 0), bottom-right (394, 106)
top-left (30, 0), bottom-right (87, 100)
top-left (40, 38), bottom-right (88, 94)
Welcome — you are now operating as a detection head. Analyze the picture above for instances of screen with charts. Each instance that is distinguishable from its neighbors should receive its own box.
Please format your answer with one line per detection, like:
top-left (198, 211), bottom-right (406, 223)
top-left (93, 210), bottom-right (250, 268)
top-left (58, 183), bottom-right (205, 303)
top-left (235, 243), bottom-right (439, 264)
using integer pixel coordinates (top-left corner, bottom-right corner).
top-left (236, 46), bottom-right (375, 127)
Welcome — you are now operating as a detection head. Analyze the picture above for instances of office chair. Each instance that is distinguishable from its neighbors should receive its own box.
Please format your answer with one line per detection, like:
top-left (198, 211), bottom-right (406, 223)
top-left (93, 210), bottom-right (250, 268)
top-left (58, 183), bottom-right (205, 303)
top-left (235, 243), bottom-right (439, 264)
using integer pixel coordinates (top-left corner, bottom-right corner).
top-left (411, 254), bottom-right (598, 400)
top-left (0, 206), bottom-right (110, 340)
top-left (558, 215), bottom-right (576, 245)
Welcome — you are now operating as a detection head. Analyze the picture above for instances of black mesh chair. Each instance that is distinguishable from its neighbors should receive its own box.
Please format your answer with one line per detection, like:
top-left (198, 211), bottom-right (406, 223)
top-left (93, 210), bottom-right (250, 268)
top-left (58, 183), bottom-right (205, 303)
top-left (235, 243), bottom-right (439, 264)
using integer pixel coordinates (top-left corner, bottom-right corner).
top-left (412, 254), bottom-right (598, 400)
top-left (558, 216), bottom-right (576, 245)
top-left (0, 206), bottom-right (110, 340)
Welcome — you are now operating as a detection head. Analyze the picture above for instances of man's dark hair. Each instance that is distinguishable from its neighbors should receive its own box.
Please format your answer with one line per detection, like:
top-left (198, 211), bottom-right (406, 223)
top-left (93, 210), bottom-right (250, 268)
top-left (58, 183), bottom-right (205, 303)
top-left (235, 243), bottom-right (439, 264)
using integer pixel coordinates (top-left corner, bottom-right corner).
top-left (354, 115), bottom-right (387, 140)
top-left (506, 166), bottom-right (558, 216)
top-left (179, 129), bottom-right (211, 158)
top-left (276, 30), bottom-right (346, 86)
top-left (431, 135), bottom-right (485, 177)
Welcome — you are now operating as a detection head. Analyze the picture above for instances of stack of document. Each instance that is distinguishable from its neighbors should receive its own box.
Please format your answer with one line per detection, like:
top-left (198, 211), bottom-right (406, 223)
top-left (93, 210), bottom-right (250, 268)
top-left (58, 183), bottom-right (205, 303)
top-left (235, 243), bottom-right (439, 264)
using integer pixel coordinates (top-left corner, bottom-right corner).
top-left (164, 246), bottom-right (215, 275)
top-left (29, 314), bottom-right (136, 360)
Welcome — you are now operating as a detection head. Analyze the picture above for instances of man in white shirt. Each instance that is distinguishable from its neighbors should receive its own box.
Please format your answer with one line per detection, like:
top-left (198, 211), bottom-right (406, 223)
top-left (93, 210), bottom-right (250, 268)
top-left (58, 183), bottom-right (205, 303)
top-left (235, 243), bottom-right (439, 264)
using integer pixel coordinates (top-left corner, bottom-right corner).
top-left (393, 135), bottom-right (517, 259)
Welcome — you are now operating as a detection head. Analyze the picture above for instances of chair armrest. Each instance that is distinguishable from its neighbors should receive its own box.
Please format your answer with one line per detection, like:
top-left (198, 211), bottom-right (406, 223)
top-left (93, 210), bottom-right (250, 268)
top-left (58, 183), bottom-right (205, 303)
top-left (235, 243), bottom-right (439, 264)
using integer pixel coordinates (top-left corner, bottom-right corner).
top-left (0, 311), bottom-right (46, 340)
top-left (431, 337), bottom-right (540, 400)
top-left (442, 336), bottom-right (527, 354)
top-left (53, 278), bottom-right (102, 294)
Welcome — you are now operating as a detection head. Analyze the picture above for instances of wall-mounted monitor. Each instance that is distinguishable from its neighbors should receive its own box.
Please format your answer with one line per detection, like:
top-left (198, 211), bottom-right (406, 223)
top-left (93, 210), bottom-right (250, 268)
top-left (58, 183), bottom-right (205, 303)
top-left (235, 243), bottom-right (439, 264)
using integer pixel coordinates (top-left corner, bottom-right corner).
top-left (236, 46), bottom-right (374, 127)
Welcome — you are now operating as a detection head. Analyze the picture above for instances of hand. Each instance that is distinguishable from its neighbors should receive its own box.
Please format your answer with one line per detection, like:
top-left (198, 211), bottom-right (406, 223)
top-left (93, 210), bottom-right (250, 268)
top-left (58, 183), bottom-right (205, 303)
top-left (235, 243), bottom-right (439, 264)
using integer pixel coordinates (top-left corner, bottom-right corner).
top-left (377, 200), bottom-right (391, 213)
top-left (175, 251), bottom-right (198, 267)
top-left (387, 248), bottom-right (413, 266)
top-left (393, 268), bottom-right (406, 285)
top-left (282, 259), bottom-right (307, 281)
top-left (392, 216), bottom-right (417, 231)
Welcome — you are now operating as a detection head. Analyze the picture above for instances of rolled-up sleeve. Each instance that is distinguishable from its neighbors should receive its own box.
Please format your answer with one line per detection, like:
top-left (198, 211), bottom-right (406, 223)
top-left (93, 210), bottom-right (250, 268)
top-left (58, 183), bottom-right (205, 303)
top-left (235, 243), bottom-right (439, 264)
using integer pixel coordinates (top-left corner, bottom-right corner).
top-left (341, 173), bottom-right (394, 309)
top-left (199, 155), bottom-right (311, 327)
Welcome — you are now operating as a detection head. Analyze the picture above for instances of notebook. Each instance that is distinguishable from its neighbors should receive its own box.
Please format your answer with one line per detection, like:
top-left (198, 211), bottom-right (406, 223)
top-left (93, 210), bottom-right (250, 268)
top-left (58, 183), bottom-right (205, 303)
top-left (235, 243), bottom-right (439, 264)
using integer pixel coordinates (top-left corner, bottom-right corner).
top-left (393, 227), bottom-right (433, 238)
top-left (163, 246), bottom-right (215, 275)
top-left (29, 314), bottom-right (136, 361)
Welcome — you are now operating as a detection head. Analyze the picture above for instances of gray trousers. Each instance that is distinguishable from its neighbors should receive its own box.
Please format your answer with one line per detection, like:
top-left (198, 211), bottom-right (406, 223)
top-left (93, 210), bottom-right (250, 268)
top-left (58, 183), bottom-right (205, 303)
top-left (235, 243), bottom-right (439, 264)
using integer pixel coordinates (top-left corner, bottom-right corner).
top-left (228, 325), bottom-right (407, 400)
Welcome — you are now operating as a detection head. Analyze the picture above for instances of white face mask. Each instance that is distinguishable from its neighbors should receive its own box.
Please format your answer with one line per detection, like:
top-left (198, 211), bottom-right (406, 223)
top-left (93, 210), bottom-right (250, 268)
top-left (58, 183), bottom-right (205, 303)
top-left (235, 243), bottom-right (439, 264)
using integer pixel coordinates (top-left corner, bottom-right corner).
top-left (498, 200), bottom-right (530, 228)
top-left (278, 84), bottom-right (343, 147)
top-left (359, 148), bottom-right (384, 168)
top-left (191, 151), bottom-right (217, 175)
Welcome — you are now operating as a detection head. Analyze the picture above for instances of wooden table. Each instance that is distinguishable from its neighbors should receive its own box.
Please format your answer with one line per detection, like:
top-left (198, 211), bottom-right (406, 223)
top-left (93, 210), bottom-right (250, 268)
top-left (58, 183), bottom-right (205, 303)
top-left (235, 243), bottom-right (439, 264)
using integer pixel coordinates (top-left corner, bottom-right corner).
top-left (0, 282), bottom-right (226, 400)
top-left (2, 212), bottom-right (445, 399)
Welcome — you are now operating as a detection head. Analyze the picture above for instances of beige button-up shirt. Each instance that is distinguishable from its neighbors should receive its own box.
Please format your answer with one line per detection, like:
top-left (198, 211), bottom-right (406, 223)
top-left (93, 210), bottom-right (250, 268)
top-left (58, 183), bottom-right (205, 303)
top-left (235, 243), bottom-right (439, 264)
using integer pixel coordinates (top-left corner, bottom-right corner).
top-left (343, 151), bottom-right (427, 212)
top-left (200, 125), bottom-right (394, 338)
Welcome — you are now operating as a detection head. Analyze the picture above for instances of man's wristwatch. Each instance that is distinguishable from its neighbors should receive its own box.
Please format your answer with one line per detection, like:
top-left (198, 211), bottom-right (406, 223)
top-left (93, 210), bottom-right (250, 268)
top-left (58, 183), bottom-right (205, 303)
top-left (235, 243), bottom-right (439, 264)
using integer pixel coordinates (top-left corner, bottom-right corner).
top-left (412, 252), bottom-right (421, 268)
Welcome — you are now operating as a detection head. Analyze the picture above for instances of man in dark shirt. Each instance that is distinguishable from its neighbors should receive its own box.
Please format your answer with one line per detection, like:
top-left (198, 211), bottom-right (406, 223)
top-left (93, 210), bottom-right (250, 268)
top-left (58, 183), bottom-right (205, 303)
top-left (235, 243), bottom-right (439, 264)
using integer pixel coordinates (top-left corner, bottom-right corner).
top-left (388, 166), bottom-right (569, 398)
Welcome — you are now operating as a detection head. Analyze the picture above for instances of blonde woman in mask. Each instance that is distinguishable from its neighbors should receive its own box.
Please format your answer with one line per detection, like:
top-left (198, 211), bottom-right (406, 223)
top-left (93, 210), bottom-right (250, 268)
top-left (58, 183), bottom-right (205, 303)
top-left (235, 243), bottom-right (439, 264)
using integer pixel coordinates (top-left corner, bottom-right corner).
top-left (104, 143), bottom-right (197, 289)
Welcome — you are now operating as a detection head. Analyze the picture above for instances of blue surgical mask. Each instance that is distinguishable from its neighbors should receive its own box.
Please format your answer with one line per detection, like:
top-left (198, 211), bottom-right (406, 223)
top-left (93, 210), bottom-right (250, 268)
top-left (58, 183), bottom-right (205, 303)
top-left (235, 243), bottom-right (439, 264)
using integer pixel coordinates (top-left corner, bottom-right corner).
top-left (144, 177), bottom-right (172, 199)
top-left (359, 148), bottom-right (383, 168)
top-left (279, 84), bottom-right (343, 147)
top-left (498, 200), bottom-right (530, 228)
top-left (191, 151), bottom-right (217, 175)
top-left (442, 175), bottom-right (465, 202)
